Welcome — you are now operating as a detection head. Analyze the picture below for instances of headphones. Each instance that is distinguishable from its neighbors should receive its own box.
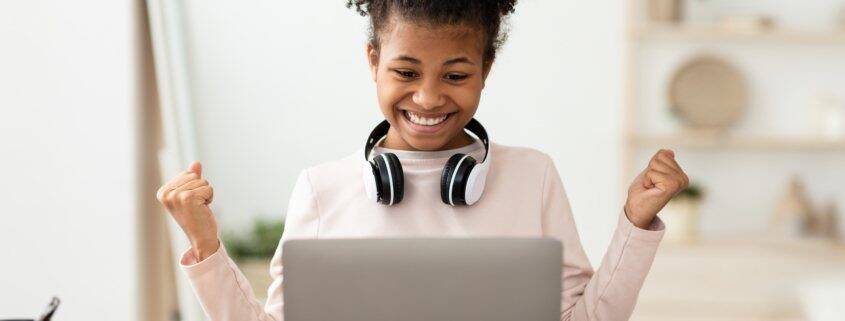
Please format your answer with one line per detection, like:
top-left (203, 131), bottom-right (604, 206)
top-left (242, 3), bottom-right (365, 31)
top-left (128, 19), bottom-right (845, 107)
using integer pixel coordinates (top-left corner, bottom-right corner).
top-left (361, 118), bottom-right (492, 206)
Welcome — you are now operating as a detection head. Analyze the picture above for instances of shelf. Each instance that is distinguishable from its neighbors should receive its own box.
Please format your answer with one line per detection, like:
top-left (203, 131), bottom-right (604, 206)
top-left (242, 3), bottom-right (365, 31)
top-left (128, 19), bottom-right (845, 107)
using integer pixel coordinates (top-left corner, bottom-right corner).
top-left (630, 134), bottom-right (845, 151)
top-left (633, 24), bottom-right (845, 45)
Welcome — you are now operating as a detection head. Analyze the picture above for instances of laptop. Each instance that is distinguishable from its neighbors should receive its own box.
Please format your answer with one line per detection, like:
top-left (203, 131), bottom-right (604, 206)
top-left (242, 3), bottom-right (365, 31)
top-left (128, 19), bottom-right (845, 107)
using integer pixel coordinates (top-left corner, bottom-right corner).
top-left (283, 238), bottom-right (562, 321)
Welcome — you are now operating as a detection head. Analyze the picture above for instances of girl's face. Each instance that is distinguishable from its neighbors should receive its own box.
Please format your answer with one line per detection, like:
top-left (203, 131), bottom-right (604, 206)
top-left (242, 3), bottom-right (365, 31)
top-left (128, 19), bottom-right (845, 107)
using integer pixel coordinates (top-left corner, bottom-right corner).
top-left (368, 19), bottom-right (491, 151)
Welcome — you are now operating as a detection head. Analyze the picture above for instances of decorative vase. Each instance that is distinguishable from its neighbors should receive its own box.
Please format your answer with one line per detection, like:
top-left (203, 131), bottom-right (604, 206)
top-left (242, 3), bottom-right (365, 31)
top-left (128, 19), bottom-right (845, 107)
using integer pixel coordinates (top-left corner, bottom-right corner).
top-left (820, 200), bottom-right (841, 242)
top-left (770, 176), bottom-right (815, 238)
top-left (648, 0), bottom-right (682, 24)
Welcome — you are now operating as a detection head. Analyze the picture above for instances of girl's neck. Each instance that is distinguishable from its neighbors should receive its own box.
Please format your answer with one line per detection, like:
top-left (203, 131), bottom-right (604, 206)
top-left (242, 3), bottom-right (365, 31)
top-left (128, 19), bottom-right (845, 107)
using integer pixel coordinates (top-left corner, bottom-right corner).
top-left (382, 128), bottom-right (475, 151)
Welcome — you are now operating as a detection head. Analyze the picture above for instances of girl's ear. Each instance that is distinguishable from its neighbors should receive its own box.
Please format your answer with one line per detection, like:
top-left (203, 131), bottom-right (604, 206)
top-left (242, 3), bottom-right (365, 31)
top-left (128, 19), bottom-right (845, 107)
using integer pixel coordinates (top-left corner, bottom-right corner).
top-left (366, 43), bottom-right (379, 82)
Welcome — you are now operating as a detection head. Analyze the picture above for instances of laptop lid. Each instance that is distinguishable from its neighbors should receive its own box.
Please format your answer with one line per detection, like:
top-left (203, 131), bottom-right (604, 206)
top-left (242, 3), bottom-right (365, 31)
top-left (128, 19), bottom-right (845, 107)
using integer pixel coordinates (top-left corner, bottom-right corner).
top-left (283, 238), bottom-right (562, 321)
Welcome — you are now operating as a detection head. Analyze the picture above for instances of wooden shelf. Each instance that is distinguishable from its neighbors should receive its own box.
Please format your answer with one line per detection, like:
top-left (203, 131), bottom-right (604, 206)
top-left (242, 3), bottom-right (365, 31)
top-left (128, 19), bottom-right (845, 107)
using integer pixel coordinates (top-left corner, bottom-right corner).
top-left (633, 24), bottom-right (845, 45)
top-left (630, 134), bottom-right (845, 151)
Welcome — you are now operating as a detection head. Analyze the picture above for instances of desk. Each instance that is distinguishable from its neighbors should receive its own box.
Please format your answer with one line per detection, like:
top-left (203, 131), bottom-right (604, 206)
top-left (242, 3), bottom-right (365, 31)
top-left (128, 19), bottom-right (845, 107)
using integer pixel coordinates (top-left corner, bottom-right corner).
top-left (631, 238), bottom-right (845, 321)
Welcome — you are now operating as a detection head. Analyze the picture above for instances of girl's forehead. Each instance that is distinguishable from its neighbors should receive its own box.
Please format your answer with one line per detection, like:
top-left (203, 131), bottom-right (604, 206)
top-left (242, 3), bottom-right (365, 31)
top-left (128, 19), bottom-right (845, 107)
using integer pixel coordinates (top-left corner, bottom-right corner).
top-left (380, 20), bottom-right (485, 59)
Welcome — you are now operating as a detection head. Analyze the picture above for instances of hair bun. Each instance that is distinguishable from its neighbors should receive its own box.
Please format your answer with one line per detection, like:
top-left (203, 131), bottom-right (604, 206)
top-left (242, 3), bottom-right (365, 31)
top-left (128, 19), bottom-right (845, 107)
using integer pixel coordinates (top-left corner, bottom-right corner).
top-left (347, 0), bottom-right (517, 17)
top-left (347, 0), bottom-right (519, 63)
top-left (497, 0), bottom-right (517, 16)
top-left (346, 0), bottom-right (371, 16)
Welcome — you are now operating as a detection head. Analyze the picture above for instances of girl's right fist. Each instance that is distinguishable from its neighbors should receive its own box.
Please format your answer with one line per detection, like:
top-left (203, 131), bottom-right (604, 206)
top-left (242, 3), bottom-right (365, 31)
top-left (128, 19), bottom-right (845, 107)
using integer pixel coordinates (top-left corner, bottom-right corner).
top-left (156, 161), bottom-right (219, 261)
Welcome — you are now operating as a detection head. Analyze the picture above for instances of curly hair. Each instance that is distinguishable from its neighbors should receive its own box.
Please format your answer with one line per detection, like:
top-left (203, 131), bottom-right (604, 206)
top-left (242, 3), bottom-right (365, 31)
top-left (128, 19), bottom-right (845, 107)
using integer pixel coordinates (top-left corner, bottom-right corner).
top-left (346, 0), bottom-right (517, 65)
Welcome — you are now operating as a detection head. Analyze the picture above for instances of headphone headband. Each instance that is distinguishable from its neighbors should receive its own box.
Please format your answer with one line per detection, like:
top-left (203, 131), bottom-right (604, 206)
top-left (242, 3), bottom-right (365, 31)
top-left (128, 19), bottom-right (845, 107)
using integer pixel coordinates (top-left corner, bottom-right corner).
top-left (363, 118), bottom-right (490, 163)
top-left (463, 118), bottom-right (490, 164)
top-left (362, 118), bottom-right (492, 206)
top-left (364, 120), bottom-right (392, 161)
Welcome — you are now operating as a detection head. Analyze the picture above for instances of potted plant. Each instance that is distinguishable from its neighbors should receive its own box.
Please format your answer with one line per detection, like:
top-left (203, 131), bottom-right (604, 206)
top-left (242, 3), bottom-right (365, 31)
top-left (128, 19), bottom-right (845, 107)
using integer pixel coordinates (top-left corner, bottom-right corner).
top-left (660, 182), bottom-right (704, 244)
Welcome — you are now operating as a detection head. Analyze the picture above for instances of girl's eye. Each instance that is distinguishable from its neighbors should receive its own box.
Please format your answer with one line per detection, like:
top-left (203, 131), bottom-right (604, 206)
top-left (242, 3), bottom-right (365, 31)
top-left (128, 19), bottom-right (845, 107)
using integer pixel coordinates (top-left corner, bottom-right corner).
top-left (394, 70), bottom-right (418, 79)
top-left (444, 73), bottom-right (469, 81)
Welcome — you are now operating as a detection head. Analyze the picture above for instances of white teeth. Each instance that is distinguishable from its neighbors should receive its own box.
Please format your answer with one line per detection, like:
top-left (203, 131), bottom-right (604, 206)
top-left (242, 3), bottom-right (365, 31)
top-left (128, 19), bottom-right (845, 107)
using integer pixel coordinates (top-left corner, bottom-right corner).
top-left (405, 110), bottom-right (448, 126)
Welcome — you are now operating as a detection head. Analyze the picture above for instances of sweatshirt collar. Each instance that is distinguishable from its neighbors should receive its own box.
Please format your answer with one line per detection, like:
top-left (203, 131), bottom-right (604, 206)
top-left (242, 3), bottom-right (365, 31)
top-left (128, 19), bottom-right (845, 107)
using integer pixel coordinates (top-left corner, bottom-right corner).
top-left (372, 139), bottom-right (483, 161)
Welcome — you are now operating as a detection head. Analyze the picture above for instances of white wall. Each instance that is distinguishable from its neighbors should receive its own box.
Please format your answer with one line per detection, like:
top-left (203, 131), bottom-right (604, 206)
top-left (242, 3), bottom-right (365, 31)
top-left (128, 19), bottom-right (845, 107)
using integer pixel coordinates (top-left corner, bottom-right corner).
top-left (181, 1), bottom-right (628, 264)
top-left (0, 1), bottom-right (140, 320)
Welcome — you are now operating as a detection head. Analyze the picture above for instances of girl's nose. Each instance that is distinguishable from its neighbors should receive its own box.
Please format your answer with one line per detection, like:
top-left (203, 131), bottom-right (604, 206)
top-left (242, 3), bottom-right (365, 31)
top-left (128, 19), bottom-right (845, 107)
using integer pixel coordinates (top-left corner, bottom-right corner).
top-left (412, 80), bottom-right (446, 110)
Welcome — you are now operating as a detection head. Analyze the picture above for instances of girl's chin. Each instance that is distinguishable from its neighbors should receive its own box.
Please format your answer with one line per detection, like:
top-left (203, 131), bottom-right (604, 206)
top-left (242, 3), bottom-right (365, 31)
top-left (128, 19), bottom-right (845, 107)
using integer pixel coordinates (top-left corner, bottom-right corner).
top-left (389, 132), bottom-right (447, 151)
top-left (400, 129), bottom-right (477, 151)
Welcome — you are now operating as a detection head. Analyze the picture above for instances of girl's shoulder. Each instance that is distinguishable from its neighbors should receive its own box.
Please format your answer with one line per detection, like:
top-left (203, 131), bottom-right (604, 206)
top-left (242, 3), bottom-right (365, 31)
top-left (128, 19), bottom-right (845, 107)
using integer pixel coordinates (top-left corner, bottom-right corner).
top-left (300, 148), bottom-right (363, 184)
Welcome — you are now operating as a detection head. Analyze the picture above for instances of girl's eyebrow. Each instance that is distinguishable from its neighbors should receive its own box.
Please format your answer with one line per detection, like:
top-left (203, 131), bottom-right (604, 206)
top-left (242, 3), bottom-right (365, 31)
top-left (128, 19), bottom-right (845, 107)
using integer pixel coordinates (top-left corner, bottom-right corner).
top-left (393, 55), bottom-right (422, 64)
top-left (391, 55), bottom-right (476, 66)
top-left (443, 57), bottom-right (475, 66)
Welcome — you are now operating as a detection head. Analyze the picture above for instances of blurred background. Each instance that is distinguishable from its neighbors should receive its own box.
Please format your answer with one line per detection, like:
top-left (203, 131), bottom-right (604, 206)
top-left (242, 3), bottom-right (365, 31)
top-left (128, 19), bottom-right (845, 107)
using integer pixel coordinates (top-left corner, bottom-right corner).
top-left (1, 0), bottom-right (844, 320)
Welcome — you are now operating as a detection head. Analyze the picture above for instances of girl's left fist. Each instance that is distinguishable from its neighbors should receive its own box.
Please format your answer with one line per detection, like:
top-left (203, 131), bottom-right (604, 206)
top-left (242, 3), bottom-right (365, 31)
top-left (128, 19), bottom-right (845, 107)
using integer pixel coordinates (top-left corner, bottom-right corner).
top-left (624, 149), bottom-right (689, 229)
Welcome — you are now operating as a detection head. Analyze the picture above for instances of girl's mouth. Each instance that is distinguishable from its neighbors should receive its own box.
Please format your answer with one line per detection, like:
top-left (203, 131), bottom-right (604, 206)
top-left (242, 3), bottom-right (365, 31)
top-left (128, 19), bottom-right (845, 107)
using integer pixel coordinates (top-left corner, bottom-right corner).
top-left (400, 109), bottom-right (454, 134)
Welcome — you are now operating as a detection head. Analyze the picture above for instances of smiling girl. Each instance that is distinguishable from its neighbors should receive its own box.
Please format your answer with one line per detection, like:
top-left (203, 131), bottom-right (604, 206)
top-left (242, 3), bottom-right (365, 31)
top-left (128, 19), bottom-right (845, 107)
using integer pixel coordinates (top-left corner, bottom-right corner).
top-left (156, 1), bottom-right (689, 320)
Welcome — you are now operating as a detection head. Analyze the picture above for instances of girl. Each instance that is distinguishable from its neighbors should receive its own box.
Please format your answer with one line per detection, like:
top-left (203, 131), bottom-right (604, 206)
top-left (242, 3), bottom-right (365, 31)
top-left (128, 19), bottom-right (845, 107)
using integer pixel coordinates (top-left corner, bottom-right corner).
top-left (156, 1), bottom-right (689, 320)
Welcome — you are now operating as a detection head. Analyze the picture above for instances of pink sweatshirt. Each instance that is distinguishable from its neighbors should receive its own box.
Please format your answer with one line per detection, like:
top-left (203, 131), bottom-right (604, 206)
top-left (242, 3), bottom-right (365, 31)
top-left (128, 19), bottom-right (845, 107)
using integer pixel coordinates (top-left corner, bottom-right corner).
top-left (180, 141), bottom-right (665, 321)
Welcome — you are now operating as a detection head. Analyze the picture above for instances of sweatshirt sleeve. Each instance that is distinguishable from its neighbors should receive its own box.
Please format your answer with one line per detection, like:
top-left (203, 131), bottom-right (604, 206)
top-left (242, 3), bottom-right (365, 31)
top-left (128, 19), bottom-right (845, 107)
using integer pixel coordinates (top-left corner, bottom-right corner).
top-left (179, 169), bottom-right (321, 321)
top-left (539, 158), bottom-right (664, 321)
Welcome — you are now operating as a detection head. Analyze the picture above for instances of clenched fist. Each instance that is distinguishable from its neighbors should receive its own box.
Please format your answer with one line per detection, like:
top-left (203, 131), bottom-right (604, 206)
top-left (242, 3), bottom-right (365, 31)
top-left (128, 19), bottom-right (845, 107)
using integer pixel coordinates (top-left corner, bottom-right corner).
top-left (624, 149), bottom-right (690, 229)
top-left (156, 161), bottom-right (219, 261)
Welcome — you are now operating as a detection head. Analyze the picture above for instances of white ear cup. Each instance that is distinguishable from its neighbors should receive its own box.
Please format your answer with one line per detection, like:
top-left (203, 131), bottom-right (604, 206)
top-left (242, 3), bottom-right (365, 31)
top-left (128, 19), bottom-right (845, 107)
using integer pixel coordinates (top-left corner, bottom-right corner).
top-left (464, 165), bottom-right (488, 205)
top-left (362, 161), bottom-right (378, 201)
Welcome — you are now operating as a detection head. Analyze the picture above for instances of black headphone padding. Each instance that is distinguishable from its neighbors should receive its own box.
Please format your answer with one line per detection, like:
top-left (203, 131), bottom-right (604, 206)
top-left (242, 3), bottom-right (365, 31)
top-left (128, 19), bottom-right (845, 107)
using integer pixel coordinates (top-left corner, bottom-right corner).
top-left (373, 153), bottom-right (404, 205)
top-left (451, 156), bottom-right (476, 205)
top-left (368, 161), bottom-right (382, 201)
top-left (374, 155), bottom-right (391, 204)
top-left (384, 153), bottom-right (404, 204)
top-left (440, 153), bottom-right (476, 205)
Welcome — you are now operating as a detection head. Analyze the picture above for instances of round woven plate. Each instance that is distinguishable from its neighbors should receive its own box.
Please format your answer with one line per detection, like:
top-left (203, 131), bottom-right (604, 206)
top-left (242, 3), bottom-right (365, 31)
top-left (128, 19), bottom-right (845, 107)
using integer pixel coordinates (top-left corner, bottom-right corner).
top-left (669, 55), bottom-right (748, 129)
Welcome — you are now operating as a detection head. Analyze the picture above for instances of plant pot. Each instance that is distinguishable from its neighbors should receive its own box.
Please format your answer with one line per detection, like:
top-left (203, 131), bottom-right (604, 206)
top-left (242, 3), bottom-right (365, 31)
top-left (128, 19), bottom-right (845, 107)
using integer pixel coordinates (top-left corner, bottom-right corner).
top-left (660, 198), bottom-right (701, 244)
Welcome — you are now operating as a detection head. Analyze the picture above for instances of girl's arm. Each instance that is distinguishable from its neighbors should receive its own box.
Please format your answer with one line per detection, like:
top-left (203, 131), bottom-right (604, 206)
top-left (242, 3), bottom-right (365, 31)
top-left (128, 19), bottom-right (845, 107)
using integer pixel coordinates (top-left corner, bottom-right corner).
top-left (539, 158), bottom-right (665, 321)
top-left (180, 169), bottom-right (320, 321)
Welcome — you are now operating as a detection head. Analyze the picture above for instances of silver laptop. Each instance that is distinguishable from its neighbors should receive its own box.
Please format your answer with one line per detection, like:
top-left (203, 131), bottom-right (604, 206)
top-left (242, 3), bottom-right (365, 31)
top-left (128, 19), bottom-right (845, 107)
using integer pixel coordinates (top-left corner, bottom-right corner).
top-left (283, 238), bottom-right (562, 321)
